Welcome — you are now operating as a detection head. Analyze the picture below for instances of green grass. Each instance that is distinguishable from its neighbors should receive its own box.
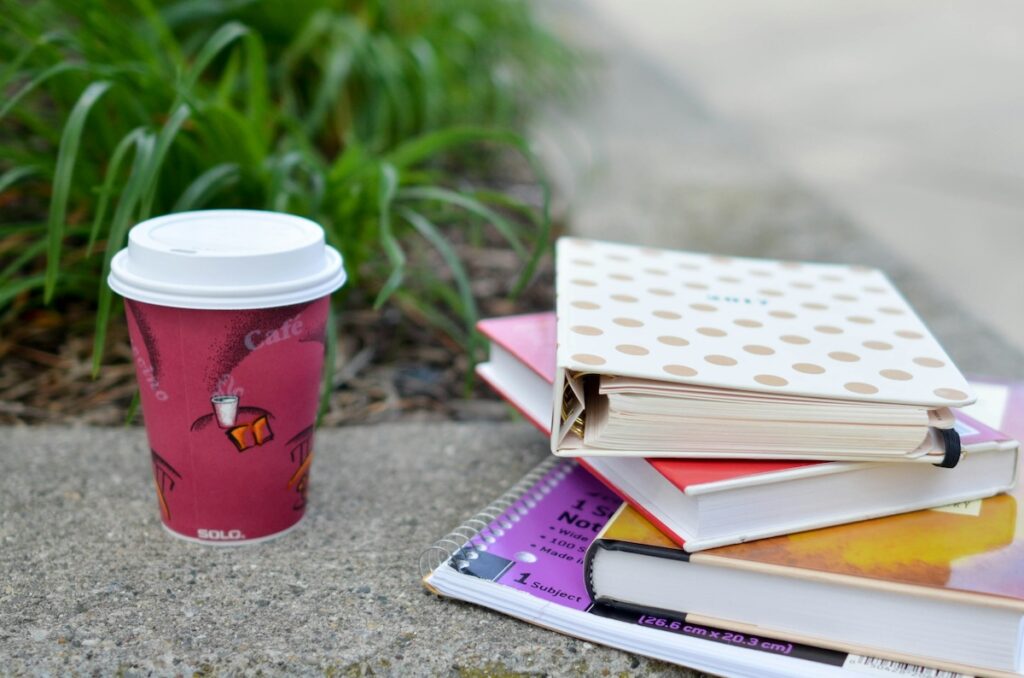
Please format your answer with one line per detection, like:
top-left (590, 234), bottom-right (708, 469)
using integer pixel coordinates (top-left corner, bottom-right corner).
top-left (0, 0), bottom-right (577, 379)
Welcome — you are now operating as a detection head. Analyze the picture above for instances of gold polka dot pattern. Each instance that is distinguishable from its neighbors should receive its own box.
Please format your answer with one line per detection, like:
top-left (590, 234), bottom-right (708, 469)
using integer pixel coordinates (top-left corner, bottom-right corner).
top-left (781, 335), bottom-right (811, 345)
top-left (557, 238), bottom-right (972, 405)
top-left (755, 374), bottom-right (789, 387)
top-left (828, 352), bottom-right (860, 363)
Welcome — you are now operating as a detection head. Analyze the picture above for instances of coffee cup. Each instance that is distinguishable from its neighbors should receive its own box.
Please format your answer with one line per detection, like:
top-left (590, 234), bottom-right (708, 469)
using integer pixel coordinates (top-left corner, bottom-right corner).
top-left (108, 210), bottom-right (346, 544)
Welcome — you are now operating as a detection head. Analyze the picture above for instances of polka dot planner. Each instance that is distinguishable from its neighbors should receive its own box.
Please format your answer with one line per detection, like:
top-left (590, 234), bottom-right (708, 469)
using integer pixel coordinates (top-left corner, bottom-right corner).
top-left (553, 237), bottom-right (975, 464)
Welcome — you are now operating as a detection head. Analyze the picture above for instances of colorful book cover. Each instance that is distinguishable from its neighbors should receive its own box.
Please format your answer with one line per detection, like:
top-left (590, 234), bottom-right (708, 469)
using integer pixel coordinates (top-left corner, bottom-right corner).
top-left (422, 457), bottom-right (940, 676)
top-left (478, 312), bottom-right (556, 385)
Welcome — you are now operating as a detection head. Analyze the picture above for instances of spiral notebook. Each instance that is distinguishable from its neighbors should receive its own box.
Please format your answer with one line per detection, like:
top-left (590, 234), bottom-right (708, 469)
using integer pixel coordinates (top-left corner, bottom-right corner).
top-left (420, 458), bottom-right (960, 677)
top-left (554, 238), bottom-right (974, 463)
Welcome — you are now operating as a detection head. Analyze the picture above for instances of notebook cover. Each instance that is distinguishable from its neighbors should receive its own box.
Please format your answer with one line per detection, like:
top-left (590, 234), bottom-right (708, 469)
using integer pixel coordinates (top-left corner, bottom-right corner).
top-left (556, 237), bottom-right (974, 408)
top-left (592, 380), bottom-right (1024, 606)
top-left (478, 313), bottom-right (557, 386)
top-left (421, 458), bottom-right (905, 677)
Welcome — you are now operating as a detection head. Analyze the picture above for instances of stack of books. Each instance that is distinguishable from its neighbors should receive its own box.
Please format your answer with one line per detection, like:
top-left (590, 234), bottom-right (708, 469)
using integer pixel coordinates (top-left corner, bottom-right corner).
top-left (422, 238), bottom-right (1024, 677)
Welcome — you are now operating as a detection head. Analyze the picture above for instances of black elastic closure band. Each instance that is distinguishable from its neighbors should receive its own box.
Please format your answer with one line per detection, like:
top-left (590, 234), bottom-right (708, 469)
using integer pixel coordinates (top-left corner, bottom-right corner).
top-left (934, 428), bottom-right (962, 468)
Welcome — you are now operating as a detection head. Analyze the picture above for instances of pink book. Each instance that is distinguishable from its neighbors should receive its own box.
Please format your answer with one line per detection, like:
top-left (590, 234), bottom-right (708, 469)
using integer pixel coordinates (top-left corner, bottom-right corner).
top-left (477, 312), bottom-right (1020, 552)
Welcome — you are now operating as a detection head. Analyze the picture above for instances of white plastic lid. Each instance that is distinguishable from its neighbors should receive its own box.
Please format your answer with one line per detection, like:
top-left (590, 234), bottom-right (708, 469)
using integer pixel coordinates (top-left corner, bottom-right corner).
top-left (108, 210), bottom-right (346, 309)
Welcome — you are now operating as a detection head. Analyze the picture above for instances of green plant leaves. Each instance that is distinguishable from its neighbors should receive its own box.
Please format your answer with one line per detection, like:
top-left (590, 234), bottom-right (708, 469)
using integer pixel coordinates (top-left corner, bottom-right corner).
top-left (91, 131), bottom-right (157, 376)
top-left (0, 166), bottom-right (38, 196)
top-left (373, 162), bottom-right (404, 309)
top-left (138, 103), bottom-right (192, 217)
top-left (400, 206), bottom-right (477, 333)
top-left (173, 162), bottom-right (240, 211)
top-left (87, 126), bottom-right (148, 255)
top-left (44, 79), bottom-right (113, 303)
top-left (3, 0), bottom-right (577, 406)
top-left (399, 185), bottom-right (527, 258)
top-left (0, 63), bottom-right (91, 123)
top-left (183, 21), bottom-right (250, 92)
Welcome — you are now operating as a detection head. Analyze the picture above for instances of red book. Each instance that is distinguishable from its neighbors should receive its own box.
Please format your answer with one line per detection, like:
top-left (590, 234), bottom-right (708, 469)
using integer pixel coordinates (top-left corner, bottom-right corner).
top-left (477, 312), bottom-right (1020, 551)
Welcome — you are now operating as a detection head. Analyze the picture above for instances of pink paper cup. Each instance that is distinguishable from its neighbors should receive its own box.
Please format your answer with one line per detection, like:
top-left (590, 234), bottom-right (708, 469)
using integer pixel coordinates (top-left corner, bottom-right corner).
top-left (108, 210), bottom-right (346, 544)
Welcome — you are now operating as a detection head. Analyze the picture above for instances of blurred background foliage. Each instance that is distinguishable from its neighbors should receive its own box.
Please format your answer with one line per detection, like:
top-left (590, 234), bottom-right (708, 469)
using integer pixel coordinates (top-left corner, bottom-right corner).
top-left (0, 0), bottom-right (579, 378)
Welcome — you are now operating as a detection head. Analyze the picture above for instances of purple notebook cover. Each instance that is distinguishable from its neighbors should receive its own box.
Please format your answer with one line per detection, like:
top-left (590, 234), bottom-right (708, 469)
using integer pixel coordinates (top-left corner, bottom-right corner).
top-left (451, 460), bottom-right (847, 666)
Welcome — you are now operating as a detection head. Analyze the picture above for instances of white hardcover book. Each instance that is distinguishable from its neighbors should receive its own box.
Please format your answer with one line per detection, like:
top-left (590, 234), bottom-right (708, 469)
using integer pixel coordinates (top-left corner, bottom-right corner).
top-left (552, 238), bottom-right (975, 463)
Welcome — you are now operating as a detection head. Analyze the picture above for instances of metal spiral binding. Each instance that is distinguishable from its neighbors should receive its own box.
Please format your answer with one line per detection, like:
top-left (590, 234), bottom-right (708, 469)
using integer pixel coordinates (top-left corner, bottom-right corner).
top-left (418, 456), bottom-right (569, 580)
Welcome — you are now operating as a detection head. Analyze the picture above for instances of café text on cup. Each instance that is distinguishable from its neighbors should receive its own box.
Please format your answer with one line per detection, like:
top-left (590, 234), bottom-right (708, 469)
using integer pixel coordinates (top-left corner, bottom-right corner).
top-left (245, 315), bottom-right (303, 352)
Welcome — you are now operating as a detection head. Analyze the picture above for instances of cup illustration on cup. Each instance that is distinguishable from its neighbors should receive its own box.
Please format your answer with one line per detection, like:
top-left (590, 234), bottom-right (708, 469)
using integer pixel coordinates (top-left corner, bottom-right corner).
top-left (211, 395), bottom-right (239, 428)
top-left (211, 374), bottom-right (243, 427)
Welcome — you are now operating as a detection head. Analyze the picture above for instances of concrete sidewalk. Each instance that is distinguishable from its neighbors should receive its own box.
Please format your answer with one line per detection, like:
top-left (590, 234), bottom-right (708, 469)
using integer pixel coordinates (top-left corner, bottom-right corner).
top-left (2, 424), bottom-right (658, 676)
